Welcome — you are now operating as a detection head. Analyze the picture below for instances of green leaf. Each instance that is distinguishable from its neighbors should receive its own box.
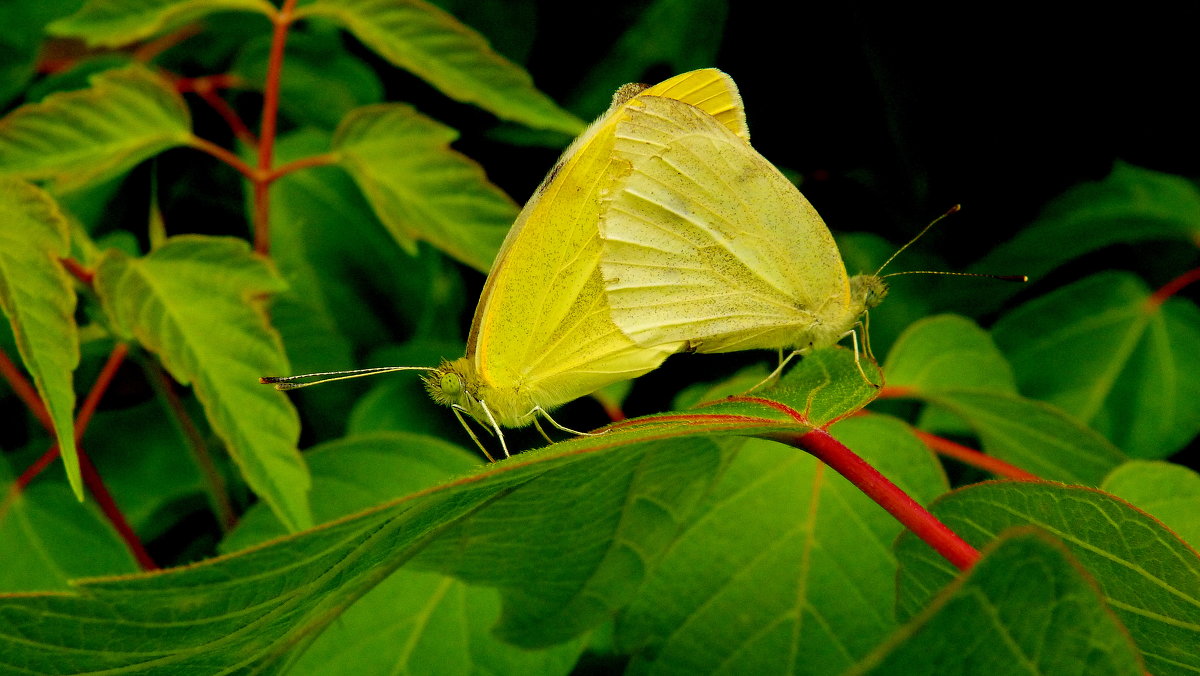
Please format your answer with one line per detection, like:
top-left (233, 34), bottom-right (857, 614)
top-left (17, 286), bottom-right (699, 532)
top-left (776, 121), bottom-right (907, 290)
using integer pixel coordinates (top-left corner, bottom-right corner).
top-left (1103, 460), bottom-right (1200, 549)
top-left (332, 103), bottom-right (516, 272)
top-left (0, 179), bottom-right (82, 497)
top-left (567, 0), bottom-right (729, 116)
top-left (896, 481), bottom-right (1200, 676)
top-left (0, 349), bottom-right (872, 672)
top-left (0, 0), bottom-right (82, 106)
top-left (852, 530), bottom-right (1143, 676)
top-left (958, 162), bottom-right (1200, 314)
top-left (48, 0), bottom-right (275, 47)
top-left (93, 236), bottom-right (310, 531)
top-left (884, 313), bottom-right (1018, 436)
top-left (0, 462), bottom-right (138, 592)
top-left (918, 390), bottom-right (1126, 485)
top-left (222, 432), bottom-right (584, 675)
top-left (993, 271), bottom-right (1200, 458)
top-left (885, 314), bottom-right (1017, 394)
top-left (298, 0), bottom-right (585, 134)
top-left (0, 64), bottom-right (192, 193)
top-left (617, 416), bottom-right (948, 675)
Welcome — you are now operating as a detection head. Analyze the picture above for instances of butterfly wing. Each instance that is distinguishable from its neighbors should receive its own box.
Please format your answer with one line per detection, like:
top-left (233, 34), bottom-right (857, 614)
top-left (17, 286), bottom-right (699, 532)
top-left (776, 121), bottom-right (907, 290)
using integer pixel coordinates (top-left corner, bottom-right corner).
top-left (600, 95), bottom-right (854, 353)
top-left (467, 70), bottom-right (750, 408)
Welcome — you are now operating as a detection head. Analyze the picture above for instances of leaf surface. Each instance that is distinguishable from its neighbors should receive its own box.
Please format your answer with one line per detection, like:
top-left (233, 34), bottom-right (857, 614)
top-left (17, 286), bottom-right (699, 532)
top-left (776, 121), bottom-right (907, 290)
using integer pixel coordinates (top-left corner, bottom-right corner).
top-left (94, 236), bottom-right (310, 530)
top-left (852, 530), bottom-right (1143, 676)
top-left (333, 103), bottom-right (516, 272)
top-left (0, 64), bottom-right (192, 193)
top-left (298, 0), bottom-right (584, 134)
top-left (0, 179), bottom-right (81, 495)
top-left (993, 271), bottom-right (1200, 458)
top-left (48, 0), bottom-right (274, 46)
top-left (896, 481), bottom-right (1200, 676)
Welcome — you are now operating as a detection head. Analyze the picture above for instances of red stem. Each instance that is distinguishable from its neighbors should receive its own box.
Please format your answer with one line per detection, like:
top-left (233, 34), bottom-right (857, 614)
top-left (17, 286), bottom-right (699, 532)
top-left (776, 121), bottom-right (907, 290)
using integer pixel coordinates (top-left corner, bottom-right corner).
top-left (74, 343), bottom-right (128, 437)
top-left (253, 0), bottom-right (299, 255)
top-left (147, 361), bottom-right (237, 531)
top-left (911, 429), bottom-right (1040, 481)
top-left (185, 76), bottom-right (258, 148)
top-left (190, 137), bottom-right (258, 181)
top-left (60, 257), bottom-right (95, 286)
top-left (0, 348), bottom-right (52, 430)
top-left (265, 153), bottom-right (339, 183)
top-left (777, 428), bottom-right (981, 570)
top-left (79, 449), bottom-right (158, 570)
top-left (1148, 267), bottom-right (1200, 308)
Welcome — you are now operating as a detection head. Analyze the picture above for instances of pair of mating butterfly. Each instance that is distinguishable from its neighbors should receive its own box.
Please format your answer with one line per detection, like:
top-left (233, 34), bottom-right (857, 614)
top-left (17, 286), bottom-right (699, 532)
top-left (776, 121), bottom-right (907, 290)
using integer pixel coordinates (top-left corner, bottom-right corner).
top-left (264, 69), bottom-right (984, 460)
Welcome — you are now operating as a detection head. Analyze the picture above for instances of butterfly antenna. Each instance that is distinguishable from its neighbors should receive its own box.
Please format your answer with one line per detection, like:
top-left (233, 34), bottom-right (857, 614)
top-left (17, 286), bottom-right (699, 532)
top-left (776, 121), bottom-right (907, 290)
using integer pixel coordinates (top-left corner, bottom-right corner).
top-left (873, 204), bottom-right (961, 276)
top-left (260, 366), bottom-right (434, 391)
top-left (881, 270), bottom-right (1028, 282)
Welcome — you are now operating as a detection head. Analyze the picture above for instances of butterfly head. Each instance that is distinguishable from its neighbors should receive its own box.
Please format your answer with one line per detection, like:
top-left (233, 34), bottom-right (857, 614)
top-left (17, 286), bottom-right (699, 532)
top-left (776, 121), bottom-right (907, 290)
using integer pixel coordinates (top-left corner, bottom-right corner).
top-left (850, 274), bottom-right (888, 312)
top-left (424, 359), bottom-right (474, 409)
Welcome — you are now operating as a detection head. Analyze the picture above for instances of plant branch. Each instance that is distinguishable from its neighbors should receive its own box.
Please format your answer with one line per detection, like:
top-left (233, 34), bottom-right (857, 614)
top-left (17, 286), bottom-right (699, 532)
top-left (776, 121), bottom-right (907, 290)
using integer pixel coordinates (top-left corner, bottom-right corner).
top-left (253, 0), bottom-right (299, 255)
top-left (189, 136), bottom-right (258, 181)
top-left (1148, 267), bottom-right (1200, 308)
top-left (177, 74), bottom-right (257, 147)
top-left (265, 153), bottom-right (339, 183)
top-left (0, 347), bottom-right (52, 430)
top-left (61, 257), bottom-right (95, 286)
top-left (79, 449), bottom-right (158, 570)
top-left (145, 359), bottom-right (237, 532)
top-left (910, 429), bottom-right (1040, 481)
top-left (774, 428), bottom-right (980, 570)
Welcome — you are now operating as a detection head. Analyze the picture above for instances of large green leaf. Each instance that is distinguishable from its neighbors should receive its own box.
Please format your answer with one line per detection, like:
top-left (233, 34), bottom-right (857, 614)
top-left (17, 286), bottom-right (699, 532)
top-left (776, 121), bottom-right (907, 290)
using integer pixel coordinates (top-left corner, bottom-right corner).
top-left (918, 390), bottom-right (1126, 485)
top-left (956, 162), bottom-right (1200, 314)
top-left (0, 64), bottom-right (192, 193)
top-left (222, 432), bottom-right (585, 674)
top-left (93, 236), bottom-right (310, 531)
top-left (0, 462), bottom-right (138, 592)
top-left (884, 313), bottom-right (1017, 435)
top-left (48, 0), bottom-right (274, 47)
top-left (1103, 460), bottom-right (1200, 549)
top-left (993, 271), bottom-right (1200, 458)
top-left (332, 103), bottom-right (516, 272)
top-left (896, 481), bottom-right (1200, 676)
top-left (0, 179), bottom-right (82, 497)
top-left (617, 415), bottom-right (948, 675)
top-left (297, 0), bottom-right (584, 135)
top-left (884, 314), bottom-right (1017, 394)
top-left (851, 530), bottom-right (1143, 675)
top-left (0, 349), bottom-right (877, 672)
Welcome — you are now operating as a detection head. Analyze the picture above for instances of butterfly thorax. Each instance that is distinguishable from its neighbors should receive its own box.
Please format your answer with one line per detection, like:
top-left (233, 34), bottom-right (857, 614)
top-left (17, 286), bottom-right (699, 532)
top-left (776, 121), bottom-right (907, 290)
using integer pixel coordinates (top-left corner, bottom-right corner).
top-left (793, 274), bottom-right (889, 355)
top-left (424, 358), bottom-right (539, 428)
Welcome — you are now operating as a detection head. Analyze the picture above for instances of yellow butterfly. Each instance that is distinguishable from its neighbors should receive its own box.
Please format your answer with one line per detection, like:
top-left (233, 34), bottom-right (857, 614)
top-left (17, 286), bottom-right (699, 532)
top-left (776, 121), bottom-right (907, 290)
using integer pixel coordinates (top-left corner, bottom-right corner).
top-left (265, 69), bottom-right (750, 459)
top-left (598, 93), bottom-right (888, 378)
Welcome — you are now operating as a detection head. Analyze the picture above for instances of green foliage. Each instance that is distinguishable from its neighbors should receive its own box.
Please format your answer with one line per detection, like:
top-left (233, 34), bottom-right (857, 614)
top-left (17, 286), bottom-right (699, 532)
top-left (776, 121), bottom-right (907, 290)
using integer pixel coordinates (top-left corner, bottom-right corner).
top-left (0, 1), bottom-right (1196, 674)
top-left (332, 103), bottom-right (516, 271)
top-left (0, 179), bottom-right (81, 496)
top-left (0, 64), bottom-right (191, 193)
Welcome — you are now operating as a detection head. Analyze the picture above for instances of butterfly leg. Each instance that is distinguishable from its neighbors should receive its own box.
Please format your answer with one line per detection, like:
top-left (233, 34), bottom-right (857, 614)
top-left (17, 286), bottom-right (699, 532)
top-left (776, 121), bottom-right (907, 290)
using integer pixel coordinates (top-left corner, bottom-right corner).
top-left (534, 407), bottom-right (606, 437)
top-left (451, 406), bottom-right (496, 462)
top-left (478, 399), bottom-right (511, 457)
top-left (746, 349), bottom-right (801, 393)
top-left (846, 328), bottom-right (882, 388)
top-left (533, 417), bottom-right (555, 445)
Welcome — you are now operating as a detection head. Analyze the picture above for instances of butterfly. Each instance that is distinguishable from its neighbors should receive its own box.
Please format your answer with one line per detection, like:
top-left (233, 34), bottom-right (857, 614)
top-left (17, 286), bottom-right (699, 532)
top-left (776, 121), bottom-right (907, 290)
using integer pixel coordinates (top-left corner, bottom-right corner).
top-left (598, 93), bottom-right (887, 379)
top-left (265, 69), bottom-right (751, 459)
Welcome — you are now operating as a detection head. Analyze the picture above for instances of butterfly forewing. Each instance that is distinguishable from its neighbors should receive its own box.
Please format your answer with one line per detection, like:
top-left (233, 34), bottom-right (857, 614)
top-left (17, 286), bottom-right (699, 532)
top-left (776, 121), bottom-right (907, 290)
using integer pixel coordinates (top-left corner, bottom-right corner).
top-left (600, 95), bottom-right (854, 354)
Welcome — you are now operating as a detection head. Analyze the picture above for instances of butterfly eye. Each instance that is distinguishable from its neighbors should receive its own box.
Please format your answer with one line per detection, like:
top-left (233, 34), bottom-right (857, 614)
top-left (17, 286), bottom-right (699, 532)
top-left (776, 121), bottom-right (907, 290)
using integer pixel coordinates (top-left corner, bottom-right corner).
top-left (440, 372), bottom-right (463, 397)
